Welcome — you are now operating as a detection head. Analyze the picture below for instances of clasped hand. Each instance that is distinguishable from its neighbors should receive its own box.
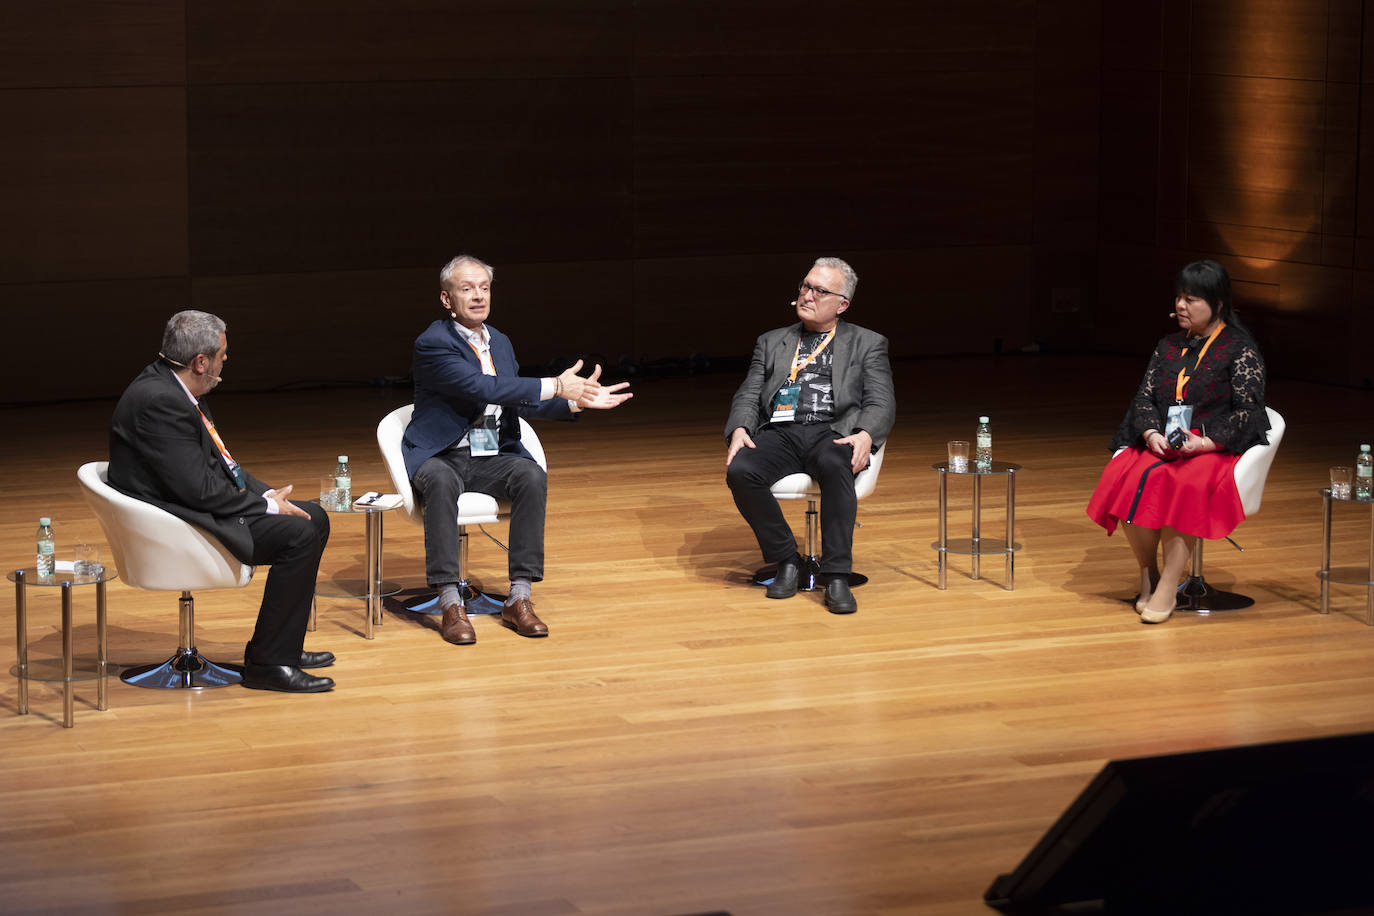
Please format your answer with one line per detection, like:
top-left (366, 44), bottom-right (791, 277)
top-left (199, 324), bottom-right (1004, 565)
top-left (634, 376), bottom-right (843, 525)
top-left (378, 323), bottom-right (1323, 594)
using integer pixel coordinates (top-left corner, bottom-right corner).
top-left (1145, 429), bottom-right (1216, 459)
top-left (264, 484), bottom-right (311, 519)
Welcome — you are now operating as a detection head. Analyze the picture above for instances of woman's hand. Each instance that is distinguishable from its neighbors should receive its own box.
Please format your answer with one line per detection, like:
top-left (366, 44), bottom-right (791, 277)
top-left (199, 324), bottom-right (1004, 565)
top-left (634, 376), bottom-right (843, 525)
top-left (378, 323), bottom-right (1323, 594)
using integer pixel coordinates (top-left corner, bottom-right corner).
top-left (1175, 431), bottom-right (1218, 457)
top-left (1143, 429), bottom-right (1169, 457)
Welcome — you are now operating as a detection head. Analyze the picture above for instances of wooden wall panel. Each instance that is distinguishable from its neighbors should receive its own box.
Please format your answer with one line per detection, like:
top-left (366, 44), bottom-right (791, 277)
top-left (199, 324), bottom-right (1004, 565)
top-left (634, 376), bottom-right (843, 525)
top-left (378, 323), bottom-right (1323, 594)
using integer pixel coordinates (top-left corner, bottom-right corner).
top-left (187, 79), bottom-right (632, 276)
top-left (1190, 0), bottom-right (1331, 79)
top-left (0, 0), bottom-right (184, 89)
top-left (1099, 70), bottom-right (1160, 245)
top-left (0, 88), bottom-right (188, 284)
top-left (186, 0), bottom-right (631, 84)
top-left (633, 70), bottom-right (1034, 259)
top-left (633, 0), bottom-right (1035, 75)
top-left (0, 279), bottom-right (189, 402)
top-left (1101, 0), bottom-right (1373, 387)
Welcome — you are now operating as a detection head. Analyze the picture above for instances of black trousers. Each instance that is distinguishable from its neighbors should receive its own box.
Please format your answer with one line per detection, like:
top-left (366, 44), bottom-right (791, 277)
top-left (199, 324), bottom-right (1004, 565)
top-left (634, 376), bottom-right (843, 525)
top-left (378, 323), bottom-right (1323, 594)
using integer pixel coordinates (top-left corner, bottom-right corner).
top-left (243, 499), bottom-right (329, 666)
top-left (726, 423), bottom-right (858, 575)
top-left (413, 447), bottom-right (548, 587)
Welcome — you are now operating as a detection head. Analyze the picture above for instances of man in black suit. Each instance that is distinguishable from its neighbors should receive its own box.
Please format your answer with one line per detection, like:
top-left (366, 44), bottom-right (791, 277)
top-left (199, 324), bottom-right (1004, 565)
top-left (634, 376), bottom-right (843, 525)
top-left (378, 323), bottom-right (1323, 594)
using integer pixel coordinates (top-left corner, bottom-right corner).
top-left (109, 310), bottom-right (335, 693)
top-left (725, 256), bottom-right (895, 614)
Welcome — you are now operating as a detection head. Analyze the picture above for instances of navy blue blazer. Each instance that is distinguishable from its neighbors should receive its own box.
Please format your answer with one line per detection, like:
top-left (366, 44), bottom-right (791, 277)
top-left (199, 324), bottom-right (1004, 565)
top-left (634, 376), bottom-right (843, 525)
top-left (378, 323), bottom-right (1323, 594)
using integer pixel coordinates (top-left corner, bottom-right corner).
top-left (403, 319), bottom-right (573, 480)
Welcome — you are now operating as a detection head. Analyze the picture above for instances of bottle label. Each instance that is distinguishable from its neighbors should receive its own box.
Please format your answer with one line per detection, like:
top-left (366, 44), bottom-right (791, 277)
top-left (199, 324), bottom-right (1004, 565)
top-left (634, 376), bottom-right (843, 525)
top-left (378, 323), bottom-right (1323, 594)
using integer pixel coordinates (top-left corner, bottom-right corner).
top-left (977, 434), bottom-right (991, 448)
top-left (38, 542), bottom-right (54, 555)
top-left (1359, 466), bottom-right (1372, 478)
top-left (336, 476), bottom-right (350, 488)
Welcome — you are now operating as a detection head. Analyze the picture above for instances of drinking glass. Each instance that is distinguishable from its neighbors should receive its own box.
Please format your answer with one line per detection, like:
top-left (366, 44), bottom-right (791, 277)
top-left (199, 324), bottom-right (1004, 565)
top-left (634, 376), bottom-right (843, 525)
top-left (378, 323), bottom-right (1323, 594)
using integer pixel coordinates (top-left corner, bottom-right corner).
top-left (1330, 466), bottom-right (1353, 500)
top-left (319, 476), bottom-right (339, 510)
top-left (73, 544), bottom-right (101, 581)
top-left (948, 440), bottom-right (970, 473)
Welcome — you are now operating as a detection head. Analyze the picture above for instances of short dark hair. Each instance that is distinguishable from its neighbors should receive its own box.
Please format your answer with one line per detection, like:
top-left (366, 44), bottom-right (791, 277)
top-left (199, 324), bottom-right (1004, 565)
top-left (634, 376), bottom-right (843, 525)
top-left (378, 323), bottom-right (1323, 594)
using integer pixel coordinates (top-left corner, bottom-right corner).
top-left (1175, 260), bottom-right (1237, 326)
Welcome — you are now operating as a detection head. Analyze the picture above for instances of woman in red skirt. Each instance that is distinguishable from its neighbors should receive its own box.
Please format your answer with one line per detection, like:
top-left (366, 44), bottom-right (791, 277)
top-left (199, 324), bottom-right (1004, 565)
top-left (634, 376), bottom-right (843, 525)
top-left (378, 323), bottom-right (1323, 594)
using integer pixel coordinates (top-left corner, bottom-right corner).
top-left (1087, 260), bottom-right (1270, 623)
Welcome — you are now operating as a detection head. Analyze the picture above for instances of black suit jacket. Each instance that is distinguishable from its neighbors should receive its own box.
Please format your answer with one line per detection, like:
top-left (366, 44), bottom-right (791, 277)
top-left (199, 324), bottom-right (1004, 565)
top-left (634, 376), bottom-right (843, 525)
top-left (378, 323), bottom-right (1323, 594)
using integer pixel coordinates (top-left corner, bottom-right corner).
top-left (108, 361), bottom-right (269, 563)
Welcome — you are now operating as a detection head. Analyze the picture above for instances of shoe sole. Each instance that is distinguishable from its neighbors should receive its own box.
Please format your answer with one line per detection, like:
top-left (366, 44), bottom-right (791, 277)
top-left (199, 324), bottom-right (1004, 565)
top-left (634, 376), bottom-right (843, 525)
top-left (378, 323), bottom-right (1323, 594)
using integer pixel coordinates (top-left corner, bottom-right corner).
top-left (826, 603), bottom-right (857, 614)
top-left (241, 680), bottom-right (334, 693)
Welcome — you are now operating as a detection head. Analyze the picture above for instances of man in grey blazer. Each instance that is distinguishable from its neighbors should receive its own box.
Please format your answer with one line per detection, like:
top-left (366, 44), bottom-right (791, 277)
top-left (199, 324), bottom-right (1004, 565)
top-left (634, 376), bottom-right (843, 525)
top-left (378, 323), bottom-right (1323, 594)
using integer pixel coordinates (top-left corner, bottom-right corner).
top-left (725, 257), bottom-right (895, 613)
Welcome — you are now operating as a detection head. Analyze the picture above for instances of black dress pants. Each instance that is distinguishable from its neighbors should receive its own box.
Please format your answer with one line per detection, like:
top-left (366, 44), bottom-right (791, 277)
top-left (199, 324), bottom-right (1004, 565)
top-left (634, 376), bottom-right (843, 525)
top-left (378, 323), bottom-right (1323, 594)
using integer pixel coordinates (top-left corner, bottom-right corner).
top-left (243, 499), bottom-right (330, 666)
top-left (413, 447), bottom-right (548, 587)
top-left (726, 422), bottom-right (859, 575)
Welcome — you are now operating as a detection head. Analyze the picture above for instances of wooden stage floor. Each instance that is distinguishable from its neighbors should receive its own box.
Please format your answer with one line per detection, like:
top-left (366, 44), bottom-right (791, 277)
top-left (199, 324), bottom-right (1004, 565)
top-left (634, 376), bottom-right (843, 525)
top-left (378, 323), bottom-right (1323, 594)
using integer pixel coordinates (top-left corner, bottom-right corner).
top-left (2, 353), bottom-right (1372, 915)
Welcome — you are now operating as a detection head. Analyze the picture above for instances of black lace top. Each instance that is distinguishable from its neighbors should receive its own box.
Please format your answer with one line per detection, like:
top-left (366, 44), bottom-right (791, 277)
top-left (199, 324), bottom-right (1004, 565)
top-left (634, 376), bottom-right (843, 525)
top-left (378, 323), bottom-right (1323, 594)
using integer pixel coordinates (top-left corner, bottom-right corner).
top-left (1110, 324), bottom-right (1270, 453)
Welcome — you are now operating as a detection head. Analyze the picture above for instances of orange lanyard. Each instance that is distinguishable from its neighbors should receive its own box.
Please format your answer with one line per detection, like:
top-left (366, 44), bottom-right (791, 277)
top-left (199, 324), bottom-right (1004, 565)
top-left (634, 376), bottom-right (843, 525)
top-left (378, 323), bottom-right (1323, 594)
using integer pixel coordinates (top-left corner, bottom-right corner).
top-left (788, 328), bottom-right (836, 383)
top-left (466, 340), bottom-right (496, 375)
top-left (197, 406), bottom-right (236, 466)
top-left (1174, 321), bottom-right (1225, 402)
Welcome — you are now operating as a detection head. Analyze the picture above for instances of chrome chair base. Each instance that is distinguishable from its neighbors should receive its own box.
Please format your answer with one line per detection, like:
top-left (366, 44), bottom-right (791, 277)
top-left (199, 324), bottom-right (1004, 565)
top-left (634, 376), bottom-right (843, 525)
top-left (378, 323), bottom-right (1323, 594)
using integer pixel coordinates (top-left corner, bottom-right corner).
top-left (753, 559), bottom-right (869, 591)
top-left (120, 647), bottom-right (243, 689)
top-left (1177, 575), bottom-right (1255, 614)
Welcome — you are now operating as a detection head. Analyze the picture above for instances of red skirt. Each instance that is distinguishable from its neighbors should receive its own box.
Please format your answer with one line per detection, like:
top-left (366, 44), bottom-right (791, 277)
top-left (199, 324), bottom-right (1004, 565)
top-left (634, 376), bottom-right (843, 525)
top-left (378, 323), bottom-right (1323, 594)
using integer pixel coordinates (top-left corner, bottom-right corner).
top-left (1086, 447), bottom-right (1245, 539)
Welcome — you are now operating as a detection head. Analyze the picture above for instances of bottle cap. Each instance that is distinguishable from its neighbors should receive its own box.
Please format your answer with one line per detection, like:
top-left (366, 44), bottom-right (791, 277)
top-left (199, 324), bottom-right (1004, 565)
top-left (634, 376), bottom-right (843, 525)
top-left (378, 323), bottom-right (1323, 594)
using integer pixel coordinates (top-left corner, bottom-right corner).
top-left (39, 517), bottom-right (51, 526)
top-left (978, 416), bottom-right (989, 423)
top-left (338, 455), bottom-right (349, 463)
top-left (1362, 444), bottom-right (1371, 451)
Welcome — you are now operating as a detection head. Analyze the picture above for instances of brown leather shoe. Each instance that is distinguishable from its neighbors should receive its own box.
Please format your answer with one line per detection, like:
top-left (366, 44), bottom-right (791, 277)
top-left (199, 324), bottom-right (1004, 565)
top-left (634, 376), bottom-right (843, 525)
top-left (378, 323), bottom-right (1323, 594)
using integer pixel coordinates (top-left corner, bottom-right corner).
top-left (500, 597), bottom-right (548, 638)
top-left (440, 602), bottom-right (476, 645)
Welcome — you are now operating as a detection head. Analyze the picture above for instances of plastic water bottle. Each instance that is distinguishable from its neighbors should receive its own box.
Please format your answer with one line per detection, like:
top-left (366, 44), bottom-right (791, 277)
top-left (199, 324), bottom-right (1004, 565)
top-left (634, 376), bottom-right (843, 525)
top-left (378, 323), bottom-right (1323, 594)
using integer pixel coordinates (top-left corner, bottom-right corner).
top-left (1357, 444), bottom-right (1373, 500)
top-left (334, 455), bottom-right (351, 507)
top-left (975, 416), bottom-right (992, 471)
top-left (36, 518), bottom-right (55, 578)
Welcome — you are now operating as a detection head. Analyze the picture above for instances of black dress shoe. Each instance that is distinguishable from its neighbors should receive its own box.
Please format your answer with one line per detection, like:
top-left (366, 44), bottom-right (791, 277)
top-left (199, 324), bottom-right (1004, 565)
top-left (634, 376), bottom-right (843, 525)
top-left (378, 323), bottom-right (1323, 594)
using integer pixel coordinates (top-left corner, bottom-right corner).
top-left (824, 577), bottom-right (858, 614)
top-left (766, 556), bottom-right (802, 599)
top-left (299, 650), bottom-right (335, 668)
top-left (241, 663), bottom-right (335, 693)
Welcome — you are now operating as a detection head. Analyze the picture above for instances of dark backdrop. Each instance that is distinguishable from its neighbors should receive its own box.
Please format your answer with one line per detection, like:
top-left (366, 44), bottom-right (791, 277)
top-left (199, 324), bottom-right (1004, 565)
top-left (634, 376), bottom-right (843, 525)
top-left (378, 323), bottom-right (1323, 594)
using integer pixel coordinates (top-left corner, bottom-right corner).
top-left (1, 0), bottom-right (1368, 401)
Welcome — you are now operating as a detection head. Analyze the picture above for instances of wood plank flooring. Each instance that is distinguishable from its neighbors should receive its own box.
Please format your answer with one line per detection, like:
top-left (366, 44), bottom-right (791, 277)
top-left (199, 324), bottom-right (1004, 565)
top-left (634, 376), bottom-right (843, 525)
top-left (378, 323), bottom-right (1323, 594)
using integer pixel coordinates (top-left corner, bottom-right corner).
top-left (1, 354), bottom-right (1372, 915)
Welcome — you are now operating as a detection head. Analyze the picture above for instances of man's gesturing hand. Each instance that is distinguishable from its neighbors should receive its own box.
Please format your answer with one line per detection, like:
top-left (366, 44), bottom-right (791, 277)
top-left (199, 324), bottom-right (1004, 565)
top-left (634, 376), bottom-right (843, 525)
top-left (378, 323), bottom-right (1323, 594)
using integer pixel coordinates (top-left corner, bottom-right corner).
top-left (833, 430), bottom-right (874, 473)
top-left (265, 485), bottom-right (311, 519)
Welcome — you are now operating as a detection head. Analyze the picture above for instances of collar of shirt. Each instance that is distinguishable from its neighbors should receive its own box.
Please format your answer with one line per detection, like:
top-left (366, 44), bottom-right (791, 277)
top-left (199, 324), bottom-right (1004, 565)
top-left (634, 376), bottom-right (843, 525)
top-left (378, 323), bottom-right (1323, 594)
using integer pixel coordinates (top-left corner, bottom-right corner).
top-left (169, 366), bottom-right (199, 406)
top-left (451, 321), bottom-right (491, 351)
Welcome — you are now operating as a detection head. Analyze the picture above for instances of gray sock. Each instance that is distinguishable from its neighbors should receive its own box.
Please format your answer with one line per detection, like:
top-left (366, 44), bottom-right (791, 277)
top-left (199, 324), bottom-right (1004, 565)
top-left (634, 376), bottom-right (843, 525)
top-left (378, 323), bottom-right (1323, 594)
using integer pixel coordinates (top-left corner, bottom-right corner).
top-left (438, 584), bottom-right (462, 609)
top-left (506, 578), bottom-right (532, 605)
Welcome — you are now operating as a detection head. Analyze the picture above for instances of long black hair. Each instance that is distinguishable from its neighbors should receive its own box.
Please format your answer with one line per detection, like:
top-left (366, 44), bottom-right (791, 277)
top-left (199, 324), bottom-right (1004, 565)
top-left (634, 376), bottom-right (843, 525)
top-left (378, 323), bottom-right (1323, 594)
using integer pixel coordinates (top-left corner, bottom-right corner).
top-left (1175, 259), bottom-right (1247, 333)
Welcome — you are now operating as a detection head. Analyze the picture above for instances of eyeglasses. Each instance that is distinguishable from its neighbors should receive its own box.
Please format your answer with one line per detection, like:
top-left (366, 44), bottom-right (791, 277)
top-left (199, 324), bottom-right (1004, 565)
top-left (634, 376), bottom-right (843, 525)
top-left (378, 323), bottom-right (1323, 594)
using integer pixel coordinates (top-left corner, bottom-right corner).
top-left (798, 281), bottom-right (846, 300)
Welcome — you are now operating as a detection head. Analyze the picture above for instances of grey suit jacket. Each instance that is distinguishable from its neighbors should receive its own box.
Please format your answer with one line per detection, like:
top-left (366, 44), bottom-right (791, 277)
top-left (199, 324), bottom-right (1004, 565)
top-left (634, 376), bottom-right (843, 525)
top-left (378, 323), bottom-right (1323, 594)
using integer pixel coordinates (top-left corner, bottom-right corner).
top-left (724, 320), bottom-right (895, 450)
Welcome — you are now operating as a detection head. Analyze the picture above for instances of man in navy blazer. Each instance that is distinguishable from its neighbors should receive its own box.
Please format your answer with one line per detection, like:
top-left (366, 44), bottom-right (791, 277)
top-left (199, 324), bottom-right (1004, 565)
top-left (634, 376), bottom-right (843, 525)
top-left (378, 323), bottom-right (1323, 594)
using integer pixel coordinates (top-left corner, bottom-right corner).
top-left (109, 310), bottom-right (335, 693)
top-left (405, 254), bottom-right (631, 645)
top-left (725, 257), bottom-right (895, 614)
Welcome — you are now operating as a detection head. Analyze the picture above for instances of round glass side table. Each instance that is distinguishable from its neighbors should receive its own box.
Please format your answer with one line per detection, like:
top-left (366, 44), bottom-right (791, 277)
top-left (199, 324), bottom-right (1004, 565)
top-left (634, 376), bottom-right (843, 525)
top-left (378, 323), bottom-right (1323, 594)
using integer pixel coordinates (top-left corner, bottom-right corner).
top-left (311, 499), bottom-right (402, 639)
top-left (1317, 488), bottom-right (1374, 625)
top-left (9, 566), bottom-right (118, 728)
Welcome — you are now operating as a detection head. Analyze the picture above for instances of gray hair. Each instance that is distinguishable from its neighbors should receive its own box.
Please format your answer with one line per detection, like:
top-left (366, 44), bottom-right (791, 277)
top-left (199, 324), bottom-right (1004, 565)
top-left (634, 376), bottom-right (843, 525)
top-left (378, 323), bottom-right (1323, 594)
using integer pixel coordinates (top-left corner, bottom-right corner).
top-left (161, 310), bottom-right (226, 364)
top-left (813, 256), bottom-right (858, 300)
top-left (440, 254), bottom-right (495, 288)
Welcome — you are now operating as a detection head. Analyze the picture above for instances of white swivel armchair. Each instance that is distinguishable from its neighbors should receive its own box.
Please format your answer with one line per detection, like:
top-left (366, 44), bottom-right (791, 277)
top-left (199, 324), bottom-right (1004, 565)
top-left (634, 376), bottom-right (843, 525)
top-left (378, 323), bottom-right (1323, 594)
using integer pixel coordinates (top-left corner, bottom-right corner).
top-left (1177, 406), bottom-right (1286, 612)
top-left (376, 404), bottom-right (547, 616)
top-left (755, 443), bottom-right (887, 590)
top-left (77, 461), bottom-right (254, 688)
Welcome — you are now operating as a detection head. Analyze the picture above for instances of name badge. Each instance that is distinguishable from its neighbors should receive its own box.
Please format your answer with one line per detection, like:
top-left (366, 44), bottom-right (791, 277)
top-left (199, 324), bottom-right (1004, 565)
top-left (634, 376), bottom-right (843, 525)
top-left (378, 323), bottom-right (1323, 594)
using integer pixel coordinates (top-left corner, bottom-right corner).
top-left (231, 464), bottom-right (246, 491)
top-left (470, 410), bottom-right (500, 456)
top-left (771, 384), bottom-right (801, 423)
top-left (1165, 404), bottom-right (1194, 439)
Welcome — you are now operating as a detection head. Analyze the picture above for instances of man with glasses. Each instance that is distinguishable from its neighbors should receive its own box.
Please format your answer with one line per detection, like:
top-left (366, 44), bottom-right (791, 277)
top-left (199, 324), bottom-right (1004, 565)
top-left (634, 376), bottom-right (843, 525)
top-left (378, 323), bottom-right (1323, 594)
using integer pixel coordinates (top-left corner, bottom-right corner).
top-left (405, 254), bottom-right (632, 645)
top-left (724, 256), bottom-right (895, 613)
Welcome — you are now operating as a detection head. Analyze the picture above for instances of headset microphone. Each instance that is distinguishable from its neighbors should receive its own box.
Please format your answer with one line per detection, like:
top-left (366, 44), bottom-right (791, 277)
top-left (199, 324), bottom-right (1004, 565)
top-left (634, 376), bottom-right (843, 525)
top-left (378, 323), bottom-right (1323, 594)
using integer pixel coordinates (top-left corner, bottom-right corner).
top-left (1168, 312), bottom-right (1177, 318)
top-left (790, 300), bottom-right (798, 307)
